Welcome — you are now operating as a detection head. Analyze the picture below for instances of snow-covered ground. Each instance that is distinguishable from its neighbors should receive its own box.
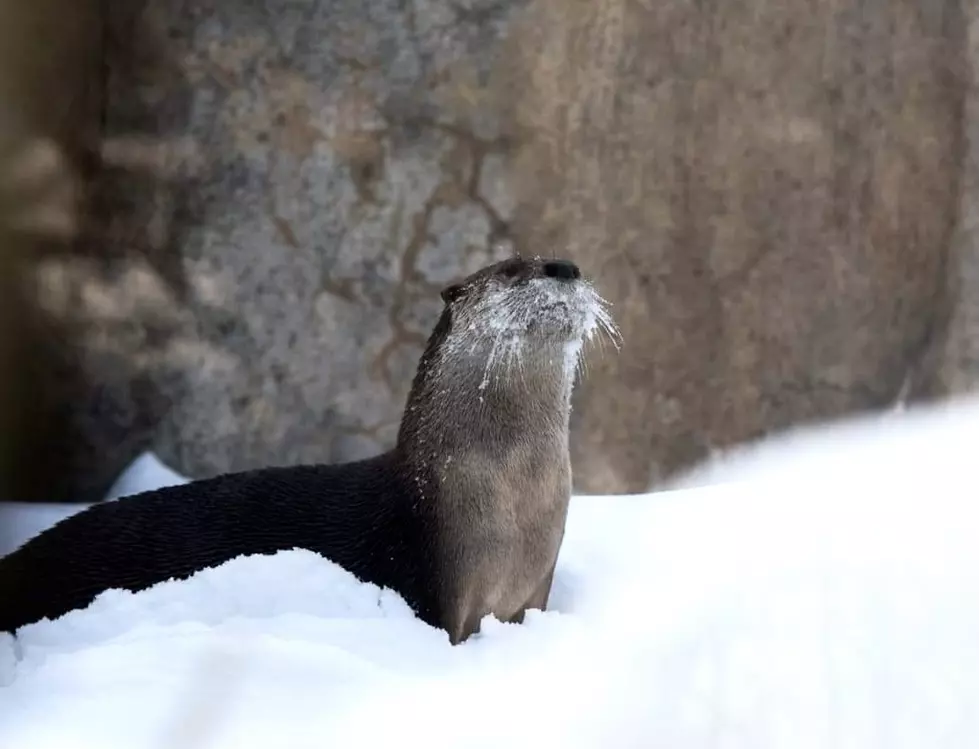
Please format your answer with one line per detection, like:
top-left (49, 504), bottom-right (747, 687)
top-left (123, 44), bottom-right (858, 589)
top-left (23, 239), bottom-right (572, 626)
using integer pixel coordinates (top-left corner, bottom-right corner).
top-left (3, 396), bottom-right (979, 748)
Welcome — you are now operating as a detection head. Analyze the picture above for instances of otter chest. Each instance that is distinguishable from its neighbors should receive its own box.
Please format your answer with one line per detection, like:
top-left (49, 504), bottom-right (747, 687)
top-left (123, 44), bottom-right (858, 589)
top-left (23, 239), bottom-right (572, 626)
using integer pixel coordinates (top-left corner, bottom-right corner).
top-left (435, 453), bottom-right (572, 634)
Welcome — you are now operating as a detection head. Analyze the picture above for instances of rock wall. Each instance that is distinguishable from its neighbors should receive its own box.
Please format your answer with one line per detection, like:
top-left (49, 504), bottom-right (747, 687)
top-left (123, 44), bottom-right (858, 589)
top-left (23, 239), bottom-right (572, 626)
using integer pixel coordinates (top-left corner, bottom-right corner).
top-left (506, 0), bottom-right (968, 492)
top-left (25, 0), bottom-right (528, 501)
top-left (914, 2), bottom-right (979, 403)
top-left (13, 0), bottom-right (977, 500)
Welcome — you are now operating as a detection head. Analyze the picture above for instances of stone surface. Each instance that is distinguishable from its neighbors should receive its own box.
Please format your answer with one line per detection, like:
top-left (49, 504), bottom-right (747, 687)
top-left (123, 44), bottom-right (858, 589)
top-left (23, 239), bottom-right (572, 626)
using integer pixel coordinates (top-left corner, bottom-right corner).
top-left (23, 0), bottom-right (523, 501)
top-left (506, 0), bottom-right (968, 492)
top-left (14, 0), bottom-right (979, 501)
top-left (913, 3), bottom-right (979, 403)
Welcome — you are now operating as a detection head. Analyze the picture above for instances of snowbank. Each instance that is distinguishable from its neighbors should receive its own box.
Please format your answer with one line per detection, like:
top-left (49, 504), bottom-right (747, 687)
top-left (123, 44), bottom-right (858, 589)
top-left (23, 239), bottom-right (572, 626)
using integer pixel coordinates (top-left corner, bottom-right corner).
top-left (4, 396), bottom-right (979, 748)
top-left (103, 451), bottom-right (190, 501)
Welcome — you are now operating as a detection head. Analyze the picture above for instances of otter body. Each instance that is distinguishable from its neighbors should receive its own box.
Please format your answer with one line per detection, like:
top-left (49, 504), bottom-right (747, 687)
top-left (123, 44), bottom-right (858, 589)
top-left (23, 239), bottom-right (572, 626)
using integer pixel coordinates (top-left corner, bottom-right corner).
top-left (0, 256), bottom-right (617, 644)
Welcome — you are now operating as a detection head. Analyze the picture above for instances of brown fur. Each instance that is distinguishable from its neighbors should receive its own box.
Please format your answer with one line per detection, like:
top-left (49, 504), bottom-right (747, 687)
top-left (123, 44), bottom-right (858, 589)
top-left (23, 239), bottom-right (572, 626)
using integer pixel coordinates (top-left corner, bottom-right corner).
top-left (394, 255), bottom-right (612, 642)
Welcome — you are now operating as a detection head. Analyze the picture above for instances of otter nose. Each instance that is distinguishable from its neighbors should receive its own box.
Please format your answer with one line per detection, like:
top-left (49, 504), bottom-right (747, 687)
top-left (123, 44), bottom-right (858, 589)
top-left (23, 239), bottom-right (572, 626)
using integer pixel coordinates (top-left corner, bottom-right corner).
top-left (542, 259), bottom-right (581, 281)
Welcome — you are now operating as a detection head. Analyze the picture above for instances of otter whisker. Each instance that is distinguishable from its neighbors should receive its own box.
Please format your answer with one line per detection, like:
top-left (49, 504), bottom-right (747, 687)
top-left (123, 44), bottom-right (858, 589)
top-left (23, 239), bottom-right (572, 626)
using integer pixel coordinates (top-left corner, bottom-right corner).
top-left (479, 333), bottom-right (505, 392)
top-left (593, 310), bottom-right (622, 351)
top-left (512, 341), bottom-right (533, 393)
top-left (500, 334), bottom-right (521, 383)
top-left (572, 345), bottom-right (588, 384)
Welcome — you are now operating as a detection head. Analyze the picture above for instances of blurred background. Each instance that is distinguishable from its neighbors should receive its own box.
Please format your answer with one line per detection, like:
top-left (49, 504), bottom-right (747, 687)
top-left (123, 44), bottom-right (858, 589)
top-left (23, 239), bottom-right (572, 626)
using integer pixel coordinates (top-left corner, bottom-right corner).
top-left (0, 0), bottom-right (972, 504)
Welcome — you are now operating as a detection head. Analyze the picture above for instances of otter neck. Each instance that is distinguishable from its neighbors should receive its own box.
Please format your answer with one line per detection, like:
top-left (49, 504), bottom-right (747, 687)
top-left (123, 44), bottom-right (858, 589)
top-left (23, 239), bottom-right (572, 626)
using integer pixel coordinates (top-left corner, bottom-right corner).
top-left (395, 322), bottom-right (577, 474)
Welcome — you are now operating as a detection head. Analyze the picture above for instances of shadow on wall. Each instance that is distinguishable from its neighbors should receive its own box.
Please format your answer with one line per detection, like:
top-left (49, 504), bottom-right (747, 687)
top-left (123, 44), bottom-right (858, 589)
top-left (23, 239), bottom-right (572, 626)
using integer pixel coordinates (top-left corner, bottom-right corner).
top-left (2, 0), bottom-right (219, 503)
top-left (0, 0), bottom-right (102, 502)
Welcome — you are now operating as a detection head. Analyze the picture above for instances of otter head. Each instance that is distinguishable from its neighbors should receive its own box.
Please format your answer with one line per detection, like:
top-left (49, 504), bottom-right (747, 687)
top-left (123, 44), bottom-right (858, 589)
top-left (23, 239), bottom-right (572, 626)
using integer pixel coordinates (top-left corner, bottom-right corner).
top-left (436, 256), bottom-right (617, 384)
top-left (398, 255), bottom-right (618, 453)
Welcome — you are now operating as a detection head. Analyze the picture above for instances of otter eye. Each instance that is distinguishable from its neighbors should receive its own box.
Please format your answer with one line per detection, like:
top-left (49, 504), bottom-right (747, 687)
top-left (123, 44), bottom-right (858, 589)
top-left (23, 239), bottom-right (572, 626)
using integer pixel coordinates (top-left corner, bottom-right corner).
top-left (441, 283), bottom-right (465, 304)
top-left (501, 263), bottom-right (520, 279)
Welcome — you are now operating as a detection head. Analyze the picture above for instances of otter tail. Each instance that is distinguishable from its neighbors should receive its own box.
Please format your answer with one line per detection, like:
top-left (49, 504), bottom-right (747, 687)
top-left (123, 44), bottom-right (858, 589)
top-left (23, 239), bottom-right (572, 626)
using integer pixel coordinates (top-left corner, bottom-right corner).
top-left (0, 496), bottom-right (169, 634)
top-left (0, 546), bottom-right (47, 634)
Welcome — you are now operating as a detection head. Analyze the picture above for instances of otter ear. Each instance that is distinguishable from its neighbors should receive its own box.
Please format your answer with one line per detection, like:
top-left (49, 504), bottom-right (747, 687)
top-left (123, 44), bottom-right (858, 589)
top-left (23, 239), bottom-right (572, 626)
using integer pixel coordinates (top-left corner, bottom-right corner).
top-left (441, 283), bottom-right (464, 305)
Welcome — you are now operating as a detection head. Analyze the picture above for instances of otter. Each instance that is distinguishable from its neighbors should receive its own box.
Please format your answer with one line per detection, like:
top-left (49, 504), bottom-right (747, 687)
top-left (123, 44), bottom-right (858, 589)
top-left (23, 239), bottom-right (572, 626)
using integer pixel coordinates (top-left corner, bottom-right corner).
top-left (0, 255), bottom-right (618, 644)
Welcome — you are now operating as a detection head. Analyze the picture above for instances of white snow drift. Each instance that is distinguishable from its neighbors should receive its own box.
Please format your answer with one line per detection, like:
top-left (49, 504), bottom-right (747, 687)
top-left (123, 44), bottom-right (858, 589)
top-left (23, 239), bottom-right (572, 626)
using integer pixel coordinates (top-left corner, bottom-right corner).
top-left (3, 396), bottom-right (979, 748)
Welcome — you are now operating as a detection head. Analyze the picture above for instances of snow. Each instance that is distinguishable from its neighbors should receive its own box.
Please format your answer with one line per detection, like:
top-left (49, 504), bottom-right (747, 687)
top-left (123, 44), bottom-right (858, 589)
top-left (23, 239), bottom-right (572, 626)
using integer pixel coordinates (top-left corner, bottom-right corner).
top-left (4, 396), bottom-right (979, 748)
top-left (0, 501), bottom-right (86, 559)
top-left (103, 451), bottom-right (190, 501)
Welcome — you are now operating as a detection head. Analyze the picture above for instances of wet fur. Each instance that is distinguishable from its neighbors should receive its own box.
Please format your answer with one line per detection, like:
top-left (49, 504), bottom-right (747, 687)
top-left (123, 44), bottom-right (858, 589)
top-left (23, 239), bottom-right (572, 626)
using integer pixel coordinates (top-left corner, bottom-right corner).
top-left (0, 256), bottom-right (617, 644)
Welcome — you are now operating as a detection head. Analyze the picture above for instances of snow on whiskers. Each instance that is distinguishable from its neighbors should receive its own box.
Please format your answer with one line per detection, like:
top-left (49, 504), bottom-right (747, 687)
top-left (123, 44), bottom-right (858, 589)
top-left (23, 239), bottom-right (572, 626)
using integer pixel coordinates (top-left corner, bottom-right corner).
top-left (445, 276), bottom-right (620, 392)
